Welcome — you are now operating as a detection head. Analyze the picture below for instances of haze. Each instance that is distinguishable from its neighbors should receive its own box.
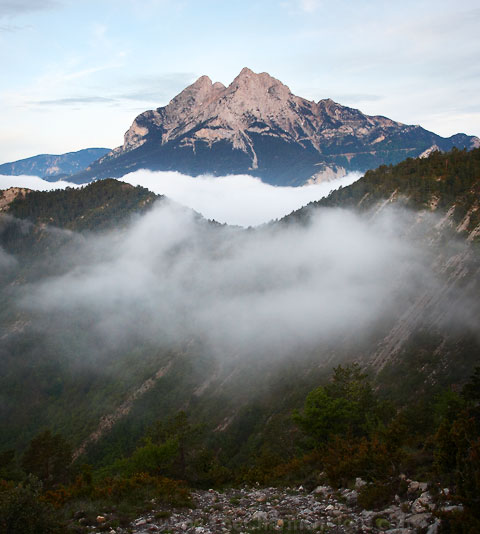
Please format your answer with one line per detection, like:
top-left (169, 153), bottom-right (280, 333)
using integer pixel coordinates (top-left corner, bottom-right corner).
top-left (16, 200), bottom-right (440, 364)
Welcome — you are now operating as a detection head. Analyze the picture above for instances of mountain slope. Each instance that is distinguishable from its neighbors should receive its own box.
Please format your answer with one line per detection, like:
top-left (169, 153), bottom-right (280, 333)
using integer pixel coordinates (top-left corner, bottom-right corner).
top-left (283, 147), bottom-right (480, 235)
top-left (1, 150), bottom-right (479, 470)
top-left (6, 178), bottom-right (158, 232)
top-left (0, 147), bottom-right (110, 180)
top-left (69, 68), bottom-right (479, 185)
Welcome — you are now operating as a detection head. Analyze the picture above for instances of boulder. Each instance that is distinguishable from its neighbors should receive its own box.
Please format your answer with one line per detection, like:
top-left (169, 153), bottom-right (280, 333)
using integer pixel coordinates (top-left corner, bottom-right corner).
top-left (406, 513), bottom-right (432, 530)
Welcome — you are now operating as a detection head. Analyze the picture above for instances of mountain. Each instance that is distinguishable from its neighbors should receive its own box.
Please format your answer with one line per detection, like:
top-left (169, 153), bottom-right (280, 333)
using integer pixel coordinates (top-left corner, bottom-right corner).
top-left (1, 149), bottom-right (480, 530)
top-left (0, 149), bottom-right (478, 456)
top-left (4, 178), bottom-right (158, 232)
top-left (0, 147), bottom-right (110, 180)
top-left (68, 68), bottom-right (479, 185)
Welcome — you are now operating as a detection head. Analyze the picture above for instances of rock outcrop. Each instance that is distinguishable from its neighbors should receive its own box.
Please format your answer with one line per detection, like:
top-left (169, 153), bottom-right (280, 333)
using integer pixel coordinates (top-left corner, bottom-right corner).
top-left (69, 68), bottom-right (479, 185)
top-left (0, 187), bottom-right (30, 211)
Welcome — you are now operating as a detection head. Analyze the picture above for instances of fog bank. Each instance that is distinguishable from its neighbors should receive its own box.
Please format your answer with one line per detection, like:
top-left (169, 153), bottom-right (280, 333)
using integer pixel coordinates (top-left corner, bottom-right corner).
top-left (0, 174), bottom-right (81, 191)
top-left (19, 200), bottom-right (438, 362)
top-left (0, 171), bottom-right (361, 226)
top-left (119, 170), bottom-right (362, 226)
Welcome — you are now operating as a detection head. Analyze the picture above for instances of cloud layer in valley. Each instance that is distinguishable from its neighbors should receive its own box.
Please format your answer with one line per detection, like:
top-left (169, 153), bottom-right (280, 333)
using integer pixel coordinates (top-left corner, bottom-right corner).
top-left (0, 171), bottom-right (361, 226)
top-left (18, 200), bottom-right (442, 364)
top-left (0, 174), bottom-right (80, 191)
top-left (119, 170), bottom-right (362, 226)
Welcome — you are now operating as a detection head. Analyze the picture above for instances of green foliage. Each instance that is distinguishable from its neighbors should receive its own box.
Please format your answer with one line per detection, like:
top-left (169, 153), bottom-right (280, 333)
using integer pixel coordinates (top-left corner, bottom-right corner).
top-left (357, 480), bottom-right (398, 511)
top-left (106, 438), bottom-right (178, 478)
top-left (145, 410), bottom-right (205, 481)
top-left (293, 386), bottom-right (354, 444)
top-left (0, 475), bottom-right (63, 533)
top-left (0, 449), bottom-right (23, 482)
top-left (100, 411), bottom-right (225, 487)
top-left (433, 368), bottom-right (480, 529)
top-left (287, 147), bottom-right (480, 235)
top-left (21, 430), bottom-right (72, 489)
top-left (293, 364), bottom-right (391, 445)
top-left (7, 179), bottom-right (157, 231)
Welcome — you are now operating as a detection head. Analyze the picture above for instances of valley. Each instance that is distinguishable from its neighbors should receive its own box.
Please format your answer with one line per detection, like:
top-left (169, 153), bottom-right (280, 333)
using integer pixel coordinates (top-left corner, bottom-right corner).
top-left (1, 148), bottom-right (479, 532)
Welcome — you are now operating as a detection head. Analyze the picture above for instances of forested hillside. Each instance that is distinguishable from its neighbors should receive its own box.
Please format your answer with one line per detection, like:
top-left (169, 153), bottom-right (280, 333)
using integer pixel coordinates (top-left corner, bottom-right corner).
top-left (7, 179), bottom-right (158, 231)
top-left (286, 148), bottom-right (480, 235)
top-left (1, 149), bottom-right (479, 532)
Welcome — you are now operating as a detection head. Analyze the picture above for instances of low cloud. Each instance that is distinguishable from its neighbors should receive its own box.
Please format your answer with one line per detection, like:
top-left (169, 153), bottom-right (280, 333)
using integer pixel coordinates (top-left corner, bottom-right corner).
top-left (20, 200), bottom-right (437, 363)
top-left (0, 171), bottom-right (361, 226)
top-left (0, 174), bottom-right (80, 191)
top-left (0, 244), bottom-right (16, 270)
top-left (119, 170), bottom-right (362, 226)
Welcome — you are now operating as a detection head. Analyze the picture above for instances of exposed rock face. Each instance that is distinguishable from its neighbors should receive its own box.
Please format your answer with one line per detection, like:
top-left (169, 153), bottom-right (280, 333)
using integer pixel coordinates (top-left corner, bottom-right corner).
top-left (0, 187), bottom-right (30, 211)
top-left (70, 68), bottom-right (479, 185)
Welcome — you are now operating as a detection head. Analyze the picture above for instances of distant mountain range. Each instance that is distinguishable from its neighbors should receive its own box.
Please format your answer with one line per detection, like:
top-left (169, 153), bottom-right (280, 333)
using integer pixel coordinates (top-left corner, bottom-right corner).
top-left (0, 147), bottom-right (110, 180)
top-left (67, 67), bottom-right (479, 185)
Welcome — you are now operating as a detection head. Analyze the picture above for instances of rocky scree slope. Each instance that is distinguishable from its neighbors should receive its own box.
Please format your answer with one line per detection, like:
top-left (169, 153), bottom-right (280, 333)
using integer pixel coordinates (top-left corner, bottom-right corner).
top-left (69, 68), bottom-right (479, 186)
top-left (75, 479), bottom-right (455, 533)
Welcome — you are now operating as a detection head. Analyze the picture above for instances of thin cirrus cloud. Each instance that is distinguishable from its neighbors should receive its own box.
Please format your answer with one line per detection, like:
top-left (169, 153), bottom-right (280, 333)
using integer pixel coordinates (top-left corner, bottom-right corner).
top-left (0, 23), bottom-right (26, 31)
top-left (27, 72), bottom-right (198, 108)
top-left (32, 96), bottom-right (117, 106)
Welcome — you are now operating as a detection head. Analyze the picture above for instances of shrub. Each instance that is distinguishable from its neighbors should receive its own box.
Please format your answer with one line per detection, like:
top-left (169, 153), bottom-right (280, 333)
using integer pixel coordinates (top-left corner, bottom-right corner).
top-left (0, 476), bottom-right (63, 533)
top-left (358, 481), bottom-right (396, 511)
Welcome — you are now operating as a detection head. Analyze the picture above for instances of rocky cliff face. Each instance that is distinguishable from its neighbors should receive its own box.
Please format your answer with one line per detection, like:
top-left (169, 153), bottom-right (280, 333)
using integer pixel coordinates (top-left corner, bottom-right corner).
top-left (0, 187), bottom-right (30, 212)
top-left (70, 68), bottom-right (479, 185)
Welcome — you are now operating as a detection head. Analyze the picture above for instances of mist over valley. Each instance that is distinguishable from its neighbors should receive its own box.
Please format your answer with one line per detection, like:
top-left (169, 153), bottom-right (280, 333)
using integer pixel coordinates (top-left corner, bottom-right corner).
top-left (1, 37), bottom-right (480, 529)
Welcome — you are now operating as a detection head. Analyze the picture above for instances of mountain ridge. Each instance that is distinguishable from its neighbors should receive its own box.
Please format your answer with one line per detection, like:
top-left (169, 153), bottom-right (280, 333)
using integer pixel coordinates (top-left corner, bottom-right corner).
top-left (68, 68), bottom-right (479, 185)
top-left (0, 147), bottom-right (110, 180)
top-left (1, 150), bottom-right (480, 534)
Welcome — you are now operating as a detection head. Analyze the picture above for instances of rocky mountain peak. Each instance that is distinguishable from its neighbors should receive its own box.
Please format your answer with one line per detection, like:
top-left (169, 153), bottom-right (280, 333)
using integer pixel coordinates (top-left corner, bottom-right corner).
top-left (225, 67), bottom-right (292, 104)
top-left (73, 68), bottom-right (480, 186)
top-left (167, 74), bottom-right (222, 113)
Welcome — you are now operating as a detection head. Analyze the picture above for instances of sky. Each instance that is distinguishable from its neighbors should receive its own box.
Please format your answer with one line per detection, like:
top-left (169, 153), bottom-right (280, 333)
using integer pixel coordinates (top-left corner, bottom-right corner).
top-left (0, 0), bottom-right (479, 164)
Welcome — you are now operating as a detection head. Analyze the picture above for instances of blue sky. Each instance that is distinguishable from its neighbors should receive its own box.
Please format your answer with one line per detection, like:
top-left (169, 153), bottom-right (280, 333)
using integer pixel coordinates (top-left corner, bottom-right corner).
top-left (1, 0), bottom-right (479, 162)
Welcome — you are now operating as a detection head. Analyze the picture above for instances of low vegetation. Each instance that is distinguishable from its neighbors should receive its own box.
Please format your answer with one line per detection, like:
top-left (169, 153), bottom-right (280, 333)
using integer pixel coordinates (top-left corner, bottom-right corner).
top-left (1, 364), bottom-right (479, 531)
top-left (1, 148), bottom-right (480, 531)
